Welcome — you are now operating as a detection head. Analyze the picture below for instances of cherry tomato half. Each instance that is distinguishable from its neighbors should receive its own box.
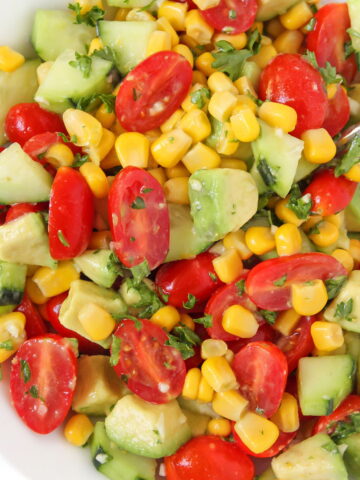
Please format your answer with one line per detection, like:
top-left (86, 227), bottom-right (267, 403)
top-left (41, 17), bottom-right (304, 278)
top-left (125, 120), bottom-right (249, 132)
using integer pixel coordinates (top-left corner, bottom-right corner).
top-left (304, 168), bottom-right (357, 216)
top-left (116, 51), bottom-right (192, 132)
top-left (111, 318), bottom-right (186, 404)
top-left (10, 334), bottom-right (77, 434)
top-left (48, 167), bottom-right (94, 260)
top-left (246, 253), bottom-right (347, 311)
top-left (201, 0), bottom-right (257, 34)
top-left (165, 435), bottom-right (255, 480)
top-left (5, 103), bottom-right (65, 146)
top-left (108, 166), bottom-right (170, 269)
top-left (322, 84), bottom-right (350, 137)
top-left (15, 294), bottom-right (48, 339)
top-left (259, 54), bottom-right (328, 137)
top-left (232, 341), bottom-right (288, 418)
top-left (5, 203), bottom-right (48, 223)
top-left (228, 323), bottom-right (277, 354)
top-left (313, 395), bottom-right (360, 435)
top-left (23, 132), bottom-right (81, 163)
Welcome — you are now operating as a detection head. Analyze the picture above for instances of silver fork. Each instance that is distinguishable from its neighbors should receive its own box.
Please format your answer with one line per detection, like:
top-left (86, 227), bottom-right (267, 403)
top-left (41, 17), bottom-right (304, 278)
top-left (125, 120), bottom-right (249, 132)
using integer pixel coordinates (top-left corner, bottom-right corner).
top-left (336, 123), bottom-right (360, 150)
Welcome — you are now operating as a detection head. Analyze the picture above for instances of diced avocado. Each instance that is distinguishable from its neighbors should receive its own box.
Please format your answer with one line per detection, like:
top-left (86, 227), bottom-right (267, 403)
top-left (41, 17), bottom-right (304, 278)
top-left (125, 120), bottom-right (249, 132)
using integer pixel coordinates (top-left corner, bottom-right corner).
top-left (189, 168), bottom-right (258, 243)
top-left (324, 271), bottom-right (360, 333)
top-left (242, 61), bottom-right (261, 90)
top-left (343, 331), bottom-right (360, 362)
top-left (72, 355), bottom-right (127, 415)
top-left (294, 156), bottom-right (318, 183)
top-left (298, 355), bottom-right (354, 416)
top-left (0, 213), bottom-right (56, 268)
top-left (105, 395), bottom-right (192, 458)
top-left (348, 0), bottom-right (360, 51)
top-left (119, 278), bottom-right (163, 318)
top-left (345, 185), bottom-right (360, 232)
top-left (0, 261), bottom-right (26, 307)
top-left (340, 432), bottom-right (360, 478)
top-left (32, 10), bottom-right (95, 61)
top-left (271, 433), bottom-right (348, 480)
top-left (165, 204), bottom-right (212, 262)
top-left (107, 0), bottom-right (161, 10)
top-left (74, 250), bottom-right (122, 288)
top-left (0, 59), bottom-right (40, 145)
top-left (257, 0), bottom-right (299, 21)
top-left (251, 120), bottom-right (304, 198)
top-left (181, 409), bottom-right (210, 437)
top-left (178, 397), bottom-right (219, 418)
top-left (35, 49), bottom-right (112, 113)
top-left (0, 143), bottom-right (53, 204)
top-left (98, 21), bottom-right (157, 75)
top-left (258, 467), bottom-right (277, 480)
top-left (59, 280), bottom-right (126, 348)
top-left (91, 422), bottom-right (156, 480)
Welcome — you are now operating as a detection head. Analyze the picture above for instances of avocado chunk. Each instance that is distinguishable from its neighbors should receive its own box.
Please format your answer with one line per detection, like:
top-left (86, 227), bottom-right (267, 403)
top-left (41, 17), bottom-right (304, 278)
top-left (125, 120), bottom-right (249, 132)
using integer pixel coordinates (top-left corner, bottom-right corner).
top-left (257, 467), bottom-right (277, 480)
top-left (107, 0), bottom-right (161, 11)
top-left (345, 185), bottom-right (360, 232)
top-left (251, 120), bottom-right (304, 198)
top-left (189, 168), bottom-right (258, 243)
top-left (72, 355), bottom-right (127, 415)
top-left (105, 395), bottom-right (192, 458)
top-left (0, 261), bottom-right (26, 307)
top-left (119, 278), bottom-right (163, 318)
top-left (74, 250), bottom-right (122, 288)
top-left (178, 396), bottom-right (219, 418)
top-left (341, 432), bottom-right (360, 478)
top-left (348, 0), bottom-right (360, 51)
top-left (272, 433), bottom-right (348, 480)
top-left (181, 409), bottom-right (210, 437)
top-left (59, 280), bottom-right (126, 348)
top-left (298, 355), bottom-right (354, 416)
top-left (91, 422), bottom-right (156, 480)
top-left (0, 212), bottom-right (56, 268)
top-left (257, 0), bottom-right (299, 21)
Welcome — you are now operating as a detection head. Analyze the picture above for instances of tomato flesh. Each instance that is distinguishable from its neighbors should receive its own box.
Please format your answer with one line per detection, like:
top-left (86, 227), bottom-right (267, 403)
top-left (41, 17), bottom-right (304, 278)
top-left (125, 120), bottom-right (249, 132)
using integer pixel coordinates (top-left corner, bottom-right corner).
top-left (322, 84), bottom-right (350, 137)
top-left (201, 0), bottom-right (258, 34)
top-left (5, 202), bottom-right (48, 223)
top-left (15, 294), bottom-right (48, 339)
top-left (313, 395), bottom-right (360, 435)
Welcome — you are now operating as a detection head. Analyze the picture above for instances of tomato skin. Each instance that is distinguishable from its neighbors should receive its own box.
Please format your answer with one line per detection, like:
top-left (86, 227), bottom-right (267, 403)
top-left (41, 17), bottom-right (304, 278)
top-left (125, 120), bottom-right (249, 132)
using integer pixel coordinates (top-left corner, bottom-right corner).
top-left (259, 54), bottom-right (327, 137)
top-left (5, 202), bottom-right (48, 223)
top-left (10, 334), bottom-right (77, 434)
top-left (15, 294), bottom-right (48, 339)
top-left (313, 395), bottom-right (360, 435)
top-left (201, 0), bottom-right (258, 34)
top-left (322, 84), bottom-right (350, 137)
top-left (23, 132), bottom-right (81, 163)
top-left (108, 166), bottom-right (170, 269)
top-left (155, 252), bottom-right (222, 310)
top-left (246, 253), bottom-right (347, 311)
top-left (165, 435), bottom-right (255, 480)
top-left (304, 169), bottom-right (357, 216)
top-left (228, 323), bottom-right (277, 354)
top-left (116, 51), bottom-right (192, 133)
top-left (111, 318), bottom-right (186, 404)
top-left (48, 167), bottom-right (94, 260)
top-left (5, 103), bottom-right (65, 146)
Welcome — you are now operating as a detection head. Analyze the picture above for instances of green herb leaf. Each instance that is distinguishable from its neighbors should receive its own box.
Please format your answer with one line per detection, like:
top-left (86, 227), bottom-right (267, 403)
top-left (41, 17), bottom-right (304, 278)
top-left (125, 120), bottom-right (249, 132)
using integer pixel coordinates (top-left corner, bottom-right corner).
top-left (122, 277), bottom-right (164, 318)
top-left (131, 196), bottom-right (146, 209)
top-left (246, 28), bottom-right (262, 55)
top-left (308, 222), bottom-right (321, 235)
top-left (69, 52), bottom-right (92, 78)
top-left (57, 230), bottom-right (70, 247)
top-left (335, 298), bottom-right (353, 321)
top-left (183, 293), bottom-right (197, 310)
top-left (193, 314), bottom-right (213, 328)
top-left (72, 153), bottom-right (89, 167)
top-left (321, 442), bottom-right (338, 454)
top-left (287, 184), bottom-right (312, 219)
top-left (325, 276), bottom-right (347, 300)
top-left (76, 93), bottom-right (116, 113)
top-left (212, 41), bottom-right (252, 81)
top-left (130, 259), bottom-right (150, 284)
top-left (303, 51), bottom-right (344, 85)
top-left (166, 325), bottom-right (201, 360)
top-left (273, 275), bottom-right (287, 287)
top-left (0, 339), bottom-right (14, 351)
top-left (140, 0), bottom-right (156, 10)
top-left (228, 9), bottom-right (237, 19)
top-left (335, 135), bottom-right (360, 177)
top-left (20, 359), bottom-right (31, 383)
top-left (344, 41), bottom-right (355, 59)
top-left (257, 158), bottom-right (278, 187)
top-left (303, 17), bottom-right (317, 32)
top-left (25, 385), bottom-right (44, 401)
top-left (235, 279), bottom-right (245, 295)
top-left (347, 28), bottom-right (360, 39)
top-left (260, 310), bottom-right (277, 325)
top-left (68, 2), bottom-right (105, 26)
top-left (331, 412), bottom-right (360, 443)
top-left (92, 46), bottom-right (117, 65)
top-left (110, 335), bottom-right (122, 367)
top-left (209, 272), bottom-right (218, 282)
top-left (190, 87), bottom-right (211, 109)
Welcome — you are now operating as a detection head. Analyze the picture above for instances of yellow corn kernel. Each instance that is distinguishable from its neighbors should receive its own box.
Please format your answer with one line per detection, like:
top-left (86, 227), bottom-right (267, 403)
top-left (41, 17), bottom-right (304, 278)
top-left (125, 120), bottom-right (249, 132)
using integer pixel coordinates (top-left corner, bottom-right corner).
top-left (89, 230), bottom-right (112, 250)
top-left (251, 21), bottom-right (264, 33)
top-left (275, 197), bottom-right (306, 226)
top-left (274, 309), bottom-right (301, 336)
top-left (195, 52), bottom-right (217, 76)
top-left (0, 312), bottom-right (26, 363)
top-left (224, 349), bottom-right (234, 363)
top-left (207, 418), bottom-right (232, 436)
top-left (0, 46), bottom-right (25, 72)
top-left (230, 109), bottom-right (260, 142)
top-left (164, 177), bottom-right (190, 205)
top-left (280, 1), bottom-right (313, 30)
top-left (152, 129), bottom-right (192, 168)
top-left (350, 239), bottom-right (360, 265)
top-left (158, 1), bottom-right (188, 31)
top-left (271, 393), bottom-right (299, 433)
top-left (273, 30), bottom-right (304, 54)
top-left (326, 83), bottom-right (338, 100)
top-left (115, 132), bottom-right (150, 169)
top-left (302, 214), bottom-right (323, 233)
top-left (258, 102), bottom-right (297, 133)
top-left (63, 109), bottom-right (103, 147)
top-left (101, 147), bottom-right (120, 170)
top-left (234, 412), bottom-right (279, 454)
top-left (126, 7), bottom-right (155, 21)
top-left (26, 278), bottom-right (48, 305)
top-left (212, 390), bottom-right (248, 421)
top-left (182, 142), bottom-right (221, 173)
top-left (160, 109), bottom-right (184, 134)
top-left (197, 376), bottom-right (214, 403)
top-left (173, 44), bottom-right (194, 66)
top-left (308, 220), bottom-right (339, 247)
top-left (201, 339), bottom-right (228, 359)
top-left (213, 32), bottom-right (247, 50)
top-left (345, 164), bottom-right (360, 182)
top-left (151, 305), bottom-right (180, 330)
top-left (245, 226), bottom-right (276, 255)
top-left (234, 76), bottom-right (257, 97)
top-left (266, 18), bottom-right (285, 38)
top-left (324, 213), bottom-right (342, 229)
top-left (79, 162), bottom-right (109, 199)
top-left (180, 33), bottom-right (200, 49)
top-left (275, 223), bottom-right (302, 256)
top-left (222, 304), bottom-right (259, 338)
top-left (311, 321), bottom-right (344, 352)
top-left (84, 128), bottom-right (115, 165)
top-left (64, 413), bottom-right (94, 447)
top-left (223, 231), bottom-right (253, 260)
top-left (78, 303), bottom-right (115, 341)
top-left (77, 0), bottom-right (103, 13)
top-left (207, 72), bottom-right (237, 94)
top-left (179, 313), bottom-right (195, 330)
top-left (88, 37), bottom-right (104, 55)
top-left (45, 143), bottom-right (74, 168)
top-left (251, 44), bottom-right (277, 69)
top-left (185, 9), bottom-right (214, 45)
top-left (192, 70), bottom-right (207, 85)
top-left (182, 368), bottom-right (202, 399)
top-left (215, 122), bottom-right (239, 156)
top-left (291, 279), bottom-right (328, 316)
top-left (193, 0), bottom-right (220, 8)
top-left (36, 61), bottom-right (53, 85)
top-left (202, 356), bottom-right (238, 392)
top-left (146, 30), bottom-right (172, 56)
top-left (212, 249), bottom-right (243, 284)
top-left (179, 109), bottom-right (212, 143)
top-left (148, 167), bottom-right (167, 186)
top-left (95, 103), bottom-right (116, 129)
top-left (27, 265), bottom-right (39, 277)
top-left (157, 17), bottom-right (180, 46)
top-left (233, 95), bottom-right (258, 115)
top-left (220, 159), bottom-right (247, 171)
top-left (33, 262), bottom-right (80, 297)
top-left (166, 163), bottom-right (190, 178)
top-left (115, 8), bottom-right (130, 20)
top-left (331, 249), bottom-right (354, 273)
top-left (301, 128), bottom-right (336, 164)
top-left (208, 91), bottom-right (238, 122)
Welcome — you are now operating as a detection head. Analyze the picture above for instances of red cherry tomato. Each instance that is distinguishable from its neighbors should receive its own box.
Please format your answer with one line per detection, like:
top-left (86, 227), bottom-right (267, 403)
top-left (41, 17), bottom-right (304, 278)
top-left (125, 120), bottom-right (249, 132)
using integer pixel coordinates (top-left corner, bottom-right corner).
top-left (232, 342), bottom-right (288, 417)
top-left (246, 253), bottom-right (347, 311)
top-left (5, 202), bottom-right (48, 223)
top-left (10, 334), bottom-right (77, 434)
top-left (111, 318), bottom-right (186, 404)
top-left (108, 166), bottom-right (169, 269)
top-left (116, 51), bottom-right (192, 132)
top-left (155, 252), bottom-right (222, 310)
top-left (306, 3), bottom-right (357, 84)
top-left (228, 323), bottom-right (277, 354)
top-left (23, 132), bottom-right (81, 164)
top-left (313, 395), bottom-right (360, 435)
top-left (15, 294), bottom-right (48, 339)
top-left (259, 54), bottom-right (328, 137)
top-left (304, 168), bottom-right (357, 216)
top-left (201, 0), bottom-right (257, 34)
top-left (165, 435), bottom-right (254, 480)
top-left (48, 167), bottom-right (94, 260)
top-left (5, 103), bottom-right (65, 146)
top-left (322, 84), bottom-right (350, 137)
top-left (277, 316), bottom-right (316, 373)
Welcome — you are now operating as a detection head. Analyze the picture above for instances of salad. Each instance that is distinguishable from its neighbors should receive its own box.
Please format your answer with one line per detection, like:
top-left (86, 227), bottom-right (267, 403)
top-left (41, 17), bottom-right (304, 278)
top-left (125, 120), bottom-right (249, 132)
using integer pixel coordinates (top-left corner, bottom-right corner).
top-left (0, 0), bottom-right (360, 479)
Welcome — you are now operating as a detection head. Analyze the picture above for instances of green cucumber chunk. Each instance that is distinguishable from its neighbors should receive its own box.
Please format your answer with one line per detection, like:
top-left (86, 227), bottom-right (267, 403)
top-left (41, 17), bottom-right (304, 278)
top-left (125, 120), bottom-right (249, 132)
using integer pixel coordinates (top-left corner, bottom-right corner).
top-left (74, 250), bottom-right (121, 288)
top-left (345, 184), bottom-right (360, 232)
top-left (107, 0), bottom-right (161, 10)
top-left (348, 0), bottom-right (360, 51)
top-left (341, 432), bottom-right (360, 478)
top-left (0, 261), bottom-right (26, 306)
top-left (257, 0), bottom-right (299, 21)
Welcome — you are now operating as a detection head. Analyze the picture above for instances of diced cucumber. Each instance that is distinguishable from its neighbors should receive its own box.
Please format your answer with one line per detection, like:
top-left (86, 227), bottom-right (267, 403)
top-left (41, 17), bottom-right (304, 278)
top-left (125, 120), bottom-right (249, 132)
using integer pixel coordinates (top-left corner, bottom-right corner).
top-left (348, 0), bottom-right (360, 51)
top-left (341, 432), bottom-right (360, 478)
top-left (345, 184), bottom-right (360, 232)
top-left (107, 0), bottom-right (161, 10)
top-left (256, 0), bottom-right (299, 21)
top-left (298, 355), bottom-right (354, 416)
top-left (74, 250), bottom-right (121, 288)
top-left (294, 156), bottom-right (318, 183)
top-left (258, 467), bottom-right (277, 480)
top-left (0, 59), bottom-right (40, 145)
top-left (0, 143), bottom-right (53, 204)
top-left (181, 409), bottom-right (210, 437)
top-left (0, 261), bottom-right (26, 307)
top-left (32, 10), bottom-right (95, 61)
top-left (177, 397), bottom-right (219, 418)
top-left (98, 20), bottom-right (157, 75)
top-left (242, 61), bottom-right (261, 90)
top-left (35, 49), bottom-right (112, 113)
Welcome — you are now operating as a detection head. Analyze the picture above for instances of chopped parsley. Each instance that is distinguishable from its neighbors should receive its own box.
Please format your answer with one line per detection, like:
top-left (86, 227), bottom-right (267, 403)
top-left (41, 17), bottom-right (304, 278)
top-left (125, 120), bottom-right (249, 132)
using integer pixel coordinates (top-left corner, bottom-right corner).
top-left (20, 359), bottom-right (31, 383)
top-left (235, 279), bottom-right (246, 295)
top-left (76, 93), bottom-right (116, 113)
top-left (335, 135), bottom-right (360, 177)
top-left (142, 187), bottom-right (153, 194)
top-left (57, 132), bottom-right (77, 143)
top-left (287, 184), bottom-right (312, 219)
top-left (331, 412), bottom-right (360, 443)
top-left (183, 293), bottom-right (197, 310)
top-left (165, 325), bottom-right (201, 360)
top-left (209, 272), bottom-right (218, 282)
top-left (0, 340), bottom-right (14, 351)
top-left (133, 88), bottom-right (141, 101)
top-left (190, 87), bottom-right (211, 109)
top-left (335, 299), bottom-right (353, 322)
top-left (69, 52), bottom-right (92, 78)
top-left (325, 276), bottom-right (347, 300)
top-left (72, 153), bottom-right (89, 167)
top-left (273, 275), bottom-right (287, 287)
top-left (193, 314), bottom-right (213, 328)
top-left (303, 17), bottom-right (317, 32)
top-left (57, 230), bottom-right (70, 247)
top-left (246, 28), bottom-right (262, 55)
top-left (303, 50), bottom-right (344, 85)
top-left (257, 158), bottom-right (278, 187)
top-left (131, 196), bottom-right (146, 209)
top-left (321, 442), bottom-right (338, 454)
top-left (260, 310), bottom-right (277, 325)
top-left (212, 41), bottom-right (252, 81)
top-left (228, 9), bottom-right (237, 19)
top-left (308, 222), bottom-right (321, 235)
top-left (68, 2), bottom-right (105, 26)
top-left (110, 335), bottom-right (122, 367)
top-left (130, 259), bottom-right (150, 284)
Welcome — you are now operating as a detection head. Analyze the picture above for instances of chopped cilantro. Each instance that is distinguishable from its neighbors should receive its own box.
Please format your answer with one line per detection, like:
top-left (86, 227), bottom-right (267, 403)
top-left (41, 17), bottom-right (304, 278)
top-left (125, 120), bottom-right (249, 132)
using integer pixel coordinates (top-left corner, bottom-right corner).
top-left (209, 272), bottom-right (218, 282)
top-left (257, 158), bottom-right (278, 187)
top-left (321, 442), bottom-right (338, 454)
top-left (308, 222), bottom-right (321, 235)
top-left (131, 196), bottom-right (146, 209)
top-left (165, 325), bottom-right (201, 360)
top-left (303, 50), bottom-right (344, 85)
top-left (303, 17), bottom-right (317, 32)
top-left (72, 153), bottom-right (89, 167)
top-left (69, 52), bottom-right (92, 78)
top-left (140, 0), bottom-right (156, 10)
top-left (68, 2), bottom-right (105, 26)
top-left (183, 293), bottom-right (197, 310)
top-left (331, 413), bottom-right (360, 443)
top-left (335, 135), bottom-right (360, 177)
top-left (246, 28), bottom-right (262, 55)
top-left (273, 275), bottom-right (287, 287)
top-left (142, 187), bottom-right (153, 194)
top-left (260, 310), bottom-right (277, 325)
top-left (335, 299), bottom-right (353, 321)
top-left (193, 314), bottom-right (213, 328)
top-left (92, 46), bottom-right (117, 65)
top-left (287, 184), bottom-right (312, 219)
top-left (20, 359), bottom-right (31, 384)
top-left (212, 41), bottom-right (252, 81)
top-left (255, 407), bottom-right (265, 415)
top-left (57, 230), bottom-right (70, 247)
top-left (25, 385), bottom-right (44, 401)
top-left (190, 87), bottom-right (211, 109)
top-left (76, 93), bottom-right (116, 113)
top-left (228, 9), bottom-right (237, 19)
top-left (110, 335), bottom-right (122, 367)
top-left (130, 259), bottom-right (150, 284)
top-left (235, 279), bottom-right (245, 295)
top-left (0, 340), bottom-right (14, 351)
top-left (325, 276), bottom-right (347, 300)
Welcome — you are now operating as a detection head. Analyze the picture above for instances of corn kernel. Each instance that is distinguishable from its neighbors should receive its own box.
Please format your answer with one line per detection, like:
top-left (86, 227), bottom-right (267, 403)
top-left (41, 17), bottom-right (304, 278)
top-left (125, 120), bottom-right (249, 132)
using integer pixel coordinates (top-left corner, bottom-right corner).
top-left (63, 109), bottom-right (103, 147)
top-left (95, 103), bottom-right (116, 129)
top-left (213, 33), bottom-right (247, 50)
top-left (115, 8), bottom-right (130, 20)
top-left (89, 230), bottom-right (112, 250)
top-left (88, 37), bottom-right (104, 55)
top-left (157, 17), bottom-right (180, 46)
top-left (147, 31), bottom-right (172, 56)
top-left (234, 412), bottom-right (279, 454)
top-left (251, 21), bottom-right (264, 33)
top-left (160, 110), bottom-right (184, 134)
top-left (164, 177), bottom-right (190, 204)
top-left (350, 239), bottom-right (360, 265)
top-left (192, 70), bottom-right (207, 85)
top-left (197, 376), bottom-right (214, 403)
top-left (158, 1), bottom-right (188, 31)
top-left (223, 231), bottom-right (253, 260)
top-left (207, 418), bottom-right (232, 436)
top-left (201, 339), bottom-right (228, 359)
top-left (0, 46), bottom-right (25, 72)
top-left (179, 313), bottom-right (195, 330)
top-left (212, 390), bottom-right (249, 421)
top-left (115, 132), bottom-right (150, 169)
top-left (111, 119), bottom-right (126, 136)
top-left (311, 321), bottom-right (344, 352)
top-left (302, 214), bottom-right (323, 233)
top-left (78, 303), bottom-right (115, 341)
top-left (0, 312), bottom-right (26, 363)
top-left (33, 262), bottom-right (80, 297)
top-left (101, 147), bottom-right (120, 170)
top-left (182, 368), bottom-right (202, 399)
top-left (251, 44), bottom-right (277, 69)
top-left (271, 393), bottom-right (299, 433)
top-left (224, 349), bottom-right (234, 363)
top-left (193, 0), bottom-right (220, 8)
top-left (230, 109), bottom-right (260, 142)
top-left (331, 249), bottom-right (354, 273)
top-left (325, 214), bottom-right (342, 229)
top-left (258, 102), bottom-right (297, 133)
top-left (26, 278), bottom-right (48, 305)
top-left (36, 61), bottom-right (53, 85)
top-left (126, 7), bottom-right (155, 21)
top-left (274, 309), bottom-right (301, 336)
top-left (233, 95), bottom-right (258, 115)
top-left (45, 143), bottom-right (74, 168)
top-left (234, 76), bottom-right (257, 97)
top-left (151, 305), bottom-right (180, 330)
top-left (166, 163), bottom-right (190, 179)
top-left (180, 33), bottom-right (200, 49)
top-left (64, 414), bottom-right (94, 447)
top-left (345, 164), bottom-right (360, 183)
top-left (275, 223), bottom-right (302, 256)
top-left (182, 142), bottom-right (221, 173)
top-left (273, 30), bottom-right (304, 54)
top-left (195, 52), bottom-right (217, 76)
top-left (173, 44), bottom-right (194, 66)
top-left (222, 304), bottom-right (259, 338)
top-left (79, 162), bottom-right (109, 199)
top-left (245, 226), bottom-right (276, 255)
top-left (215, 122), bottom-right (239, 156)
top-left (275, 197), bottom-right (306, 226)
top-left (151, 129), bottom-right (192, 168)
top-left (84, 128), bottom-right (115, 165)
top-left (280, 1), bottom-right (313, 30)
top-left (207, 72), bottom-right (237, 94)
top-left (208, 91), bottom-right (238, 122)
top-left (148, 167), bottom-right (167, 186)
top-left (77, 0), bottom-right (103, 13)
top-left (308, 220), bottom-right (339, 247)
top-left (185, 9), bottom-right (214, 45)
top-left (179, 109), bottom-right (212, 143)
top-left (212, 249), bottom-right (243, 284)
top-left (326, 83), bottom-right (338, 100)
top-left (220, 159), bottom-right (248, 171)
top-left (291, 279), bottom-right (328, 316)
top-left (301, 128), bottom-right (337, 164)
top-left (201, 356), bottom-right (238, 392)
top-left (266, 18), bottom-right (285, 38)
